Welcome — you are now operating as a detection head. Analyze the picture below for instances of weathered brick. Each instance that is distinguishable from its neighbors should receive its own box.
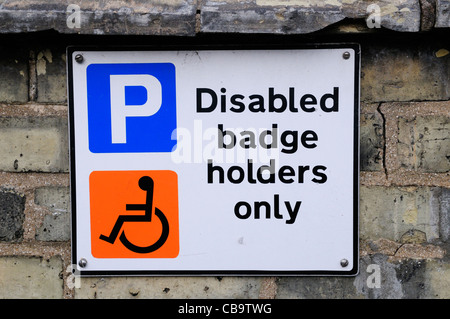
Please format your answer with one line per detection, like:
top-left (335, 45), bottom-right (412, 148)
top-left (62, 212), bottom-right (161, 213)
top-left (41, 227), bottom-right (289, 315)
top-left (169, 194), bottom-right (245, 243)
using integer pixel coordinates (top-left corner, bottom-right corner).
top-left (360, 111), bottom-right (384, 171)
top-left (0, 189), bottom-right (25, 241)
top-left (360, 186), bottom-right (447, 242)
top-left (276, 275), bottom-right (358, 298)
top-left (275, 255), bottom-right (449, 299)
top-left (361, 45), bottom-right (450, 102)
top-left (433, 187), bottom-right (450, 242)
top-left (75, 276), bottom-right (262, 299)
top-left (0, 47), bottom-right (29, 103)
top-left (0, 117), bottom-right (69, 172)
top-left (35, 186), bottom-right (70, 241)
top-left (0, 256), bottom-right (63, 298)
top-left (354, 255), bottom-right (402, 299)
top-left (425, 259), bottom-right (450, 298)
top-left (436, 0), bottom-right (450, 28)
top-left (420, 0), bottom-right (437, 31)
top-left (354, 255), bottom-right (430, 299)
top-left (397, 115), bottom-right (450, 173)
top-left (36, 48), bottom-right (67, 103)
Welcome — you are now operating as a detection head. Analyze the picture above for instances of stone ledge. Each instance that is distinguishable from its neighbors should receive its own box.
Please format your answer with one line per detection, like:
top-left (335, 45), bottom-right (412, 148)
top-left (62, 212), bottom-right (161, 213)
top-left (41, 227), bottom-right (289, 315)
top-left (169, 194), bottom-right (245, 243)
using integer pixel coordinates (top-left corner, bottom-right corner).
top-left (0, 0), bottom-right (448, 36)
top-left (0, 0), bottom-right (197, 36)
top-left (201, 0), bottom-right (422, 33)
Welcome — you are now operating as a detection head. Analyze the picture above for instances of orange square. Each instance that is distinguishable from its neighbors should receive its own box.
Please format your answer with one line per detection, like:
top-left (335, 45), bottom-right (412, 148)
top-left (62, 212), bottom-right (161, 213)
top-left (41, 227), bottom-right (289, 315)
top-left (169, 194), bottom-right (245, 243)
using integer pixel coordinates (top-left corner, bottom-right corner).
top-left (89, 170), bottom-right (179, 258)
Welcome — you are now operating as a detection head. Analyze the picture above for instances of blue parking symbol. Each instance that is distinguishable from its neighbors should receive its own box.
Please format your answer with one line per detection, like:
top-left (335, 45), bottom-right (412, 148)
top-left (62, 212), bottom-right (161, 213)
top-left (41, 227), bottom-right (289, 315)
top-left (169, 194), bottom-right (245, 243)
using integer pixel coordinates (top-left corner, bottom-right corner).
top-left (86, 63), bottom-right (177, 153)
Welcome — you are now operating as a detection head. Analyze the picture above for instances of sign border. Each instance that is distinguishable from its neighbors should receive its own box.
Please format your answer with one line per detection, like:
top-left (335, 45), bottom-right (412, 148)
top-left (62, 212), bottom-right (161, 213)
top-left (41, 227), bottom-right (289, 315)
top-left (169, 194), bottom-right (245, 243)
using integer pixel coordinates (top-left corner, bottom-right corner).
top-left (67, 43), bottom-right (360, 277)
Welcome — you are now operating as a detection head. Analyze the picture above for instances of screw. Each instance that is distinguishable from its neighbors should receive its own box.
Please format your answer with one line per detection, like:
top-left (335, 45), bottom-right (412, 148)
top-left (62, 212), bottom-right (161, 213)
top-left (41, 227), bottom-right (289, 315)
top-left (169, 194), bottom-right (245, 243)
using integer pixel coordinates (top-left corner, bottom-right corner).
top-left (340, 258), bottom-right (349, 267)
top-left (75, 54), bottom-right (83, 63)
top-left (342, 51), bottom-right (350, 60)
top-left (78, 258), bottom-right (87, 268)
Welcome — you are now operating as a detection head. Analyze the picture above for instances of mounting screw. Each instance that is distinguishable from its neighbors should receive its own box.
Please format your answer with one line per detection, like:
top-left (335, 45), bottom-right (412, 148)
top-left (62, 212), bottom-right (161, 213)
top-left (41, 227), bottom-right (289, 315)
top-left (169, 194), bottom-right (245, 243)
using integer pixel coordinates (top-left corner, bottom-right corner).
top-left (340, 258), bottom-right (349, 267)
top-left (75, 54), bottom-right (84, 63)
top-left (342, 51), bottom-right (351, 60)
top-left (78, 258), bottom-right (87, 268)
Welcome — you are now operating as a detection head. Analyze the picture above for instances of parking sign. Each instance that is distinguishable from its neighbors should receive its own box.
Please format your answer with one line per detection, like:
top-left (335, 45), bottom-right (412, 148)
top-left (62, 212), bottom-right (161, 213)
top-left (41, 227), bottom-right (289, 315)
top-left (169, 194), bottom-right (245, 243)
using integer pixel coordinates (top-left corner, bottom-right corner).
top-left (86, 63), bottom-right (177, 152)
top-left (68, 45), bottom-right (360, 276)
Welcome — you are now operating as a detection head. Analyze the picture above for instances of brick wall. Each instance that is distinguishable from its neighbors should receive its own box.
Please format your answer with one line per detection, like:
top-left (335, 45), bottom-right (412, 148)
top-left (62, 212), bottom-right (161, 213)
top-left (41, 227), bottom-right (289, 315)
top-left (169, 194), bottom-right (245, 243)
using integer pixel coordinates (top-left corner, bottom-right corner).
top-left (0, 1), bottom-right (449, 299)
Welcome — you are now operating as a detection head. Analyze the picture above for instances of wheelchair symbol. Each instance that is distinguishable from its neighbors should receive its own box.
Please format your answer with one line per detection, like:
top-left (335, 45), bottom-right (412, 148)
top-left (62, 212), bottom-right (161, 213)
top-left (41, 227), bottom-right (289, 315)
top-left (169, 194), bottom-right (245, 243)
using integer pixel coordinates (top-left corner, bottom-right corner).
top-left (99, 176), bottom-right (169, 253)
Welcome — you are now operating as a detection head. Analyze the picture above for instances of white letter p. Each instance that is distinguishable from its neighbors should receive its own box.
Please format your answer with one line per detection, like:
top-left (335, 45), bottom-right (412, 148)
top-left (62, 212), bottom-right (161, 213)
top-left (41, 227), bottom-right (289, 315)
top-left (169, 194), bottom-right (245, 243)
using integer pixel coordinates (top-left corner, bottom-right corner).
top-left (110, 74), bottom-right (162, 144)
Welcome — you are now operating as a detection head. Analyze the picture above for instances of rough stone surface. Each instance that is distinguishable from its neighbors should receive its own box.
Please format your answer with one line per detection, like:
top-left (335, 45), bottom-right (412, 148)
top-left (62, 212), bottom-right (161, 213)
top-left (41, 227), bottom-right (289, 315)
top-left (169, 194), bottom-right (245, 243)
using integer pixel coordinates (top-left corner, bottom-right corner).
top-left (400, 229), bottom-right (428, 243)
top-left (425, 259), bottom-right (450, 298)
top-left (75, 276), bottom-right (262, 299)
top-left (360, 186), bottom-right (446, 242)
top-left (0, 256), bottom-right (63, 298)
top-left (36, 48), bottom-right (67, 103)
top-left (276, 275), bottom-right (359, 298)
top-left (0, 189), bottom-right (25, 241)
top-left (276, 255), bottom-right (449, 299)
top-left (355, 254), bottom-right (438, 299)
top-left (361, 44), bottom-right (450, 102)
top-left (0, 47), bottom-right (29, 103)
top-left (360, 111), bottom-right (384, 171)
top-left (420, 0), bottom-right (437, 31)
top-left (0, 0), bottom-right (448, 35)
top-left (34, 186), bottom-right (70, 241)
top-left (201, 0), bottom-right (421, 34)
top-left (397, 115), bottom-right (450, 173)
top-left (276, 251), bottom-right (449, 299)
top-left (436, 0), bottom-right (450, 27)
top-left (0, 117), bottom-right (69, 172)
top-left (201, 1), bottom-right (346, 34)
top-left (438, 188), bottom-right (450, 242)
top-left (0, 0), bottom-right (197, 36)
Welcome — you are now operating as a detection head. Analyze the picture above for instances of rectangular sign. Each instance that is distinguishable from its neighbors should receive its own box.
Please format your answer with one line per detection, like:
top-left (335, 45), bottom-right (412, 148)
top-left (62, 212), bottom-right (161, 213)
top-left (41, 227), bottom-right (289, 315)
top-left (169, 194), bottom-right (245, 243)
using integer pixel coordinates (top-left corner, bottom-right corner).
top-left (67, 45), bottom-right (360, 276)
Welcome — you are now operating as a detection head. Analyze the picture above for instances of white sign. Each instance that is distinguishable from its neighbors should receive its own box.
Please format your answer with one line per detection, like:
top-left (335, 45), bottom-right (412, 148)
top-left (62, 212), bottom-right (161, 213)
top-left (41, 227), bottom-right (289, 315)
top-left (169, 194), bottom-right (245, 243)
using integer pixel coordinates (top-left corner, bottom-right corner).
top-left (68, 45), bottom-right (360, 276)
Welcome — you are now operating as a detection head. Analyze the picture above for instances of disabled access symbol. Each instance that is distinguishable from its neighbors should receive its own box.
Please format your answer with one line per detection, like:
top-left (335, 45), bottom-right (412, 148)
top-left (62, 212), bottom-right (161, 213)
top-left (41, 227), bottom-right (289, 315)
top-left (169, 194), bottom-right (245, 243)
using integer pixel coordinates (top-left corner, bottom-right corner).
top-left (99, 176), bottom-right (169, 253)
top-left (90, 170), bottom-right (179, 258)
